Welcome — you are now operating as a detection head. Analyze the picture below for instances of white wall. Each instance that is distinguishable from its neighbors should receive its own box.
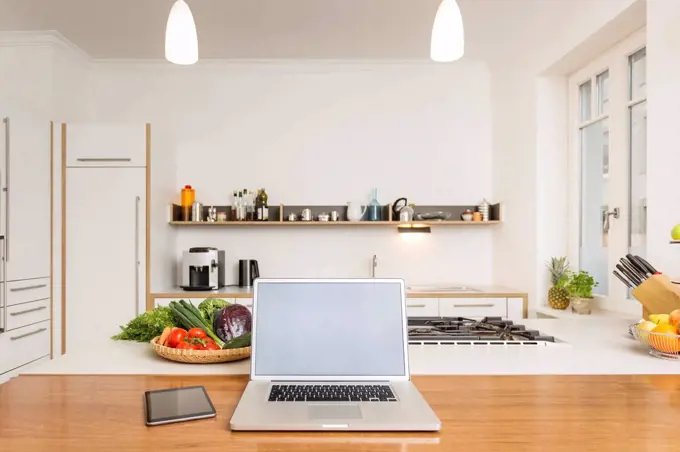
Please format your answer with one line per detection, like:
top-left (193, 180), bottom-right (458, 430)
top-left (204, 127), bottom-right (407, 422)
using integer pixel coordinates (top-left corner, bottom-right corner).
top-left (647, 0), bottom-right (680, 277)
top-left (86, 60), bottom-right (494, 288)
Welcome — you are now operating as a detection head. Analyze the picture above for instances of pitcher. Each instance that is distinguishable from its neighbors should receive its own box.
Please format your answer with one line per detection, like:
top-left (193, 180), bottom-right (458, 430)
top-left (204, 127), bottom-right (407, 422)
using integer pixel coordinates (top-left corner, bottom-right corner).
top-left (346, 202), bottom-right (367, 221)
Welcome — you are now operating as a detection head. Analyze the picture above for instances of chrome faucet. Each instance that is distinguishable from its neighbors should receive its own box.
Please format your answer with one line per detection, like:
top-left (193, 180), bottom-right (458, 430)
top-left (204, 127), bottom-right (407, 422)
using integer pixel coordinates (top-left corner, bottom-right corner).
top-left (371, 254), bottom-right (378, 278)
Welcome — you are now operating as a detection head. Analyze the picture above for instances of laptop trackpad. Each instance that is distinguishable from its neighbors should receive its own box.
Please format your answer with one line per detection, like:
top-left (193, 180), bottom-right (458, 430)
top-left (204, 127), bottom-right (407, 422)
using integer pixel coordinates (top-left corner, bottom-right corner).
top-left (308, 404), bottom-right (363, 420)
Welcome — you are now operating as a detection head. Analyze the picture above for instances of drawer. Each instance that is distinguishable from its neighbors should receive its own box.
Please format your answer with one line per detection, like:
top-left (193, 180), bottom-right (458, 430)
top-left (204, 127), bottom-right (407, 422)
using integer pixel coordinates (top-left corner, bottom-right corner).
top-left (0, 320), bottom-right (50, 375)
top-left (439, 298), bottom-right (507, 318)
top-left (66, 123), bottom-right (147, 167)
top-left (1, 298), bottom-right (50, 331)
top-left (7, 278), bottom-right (50, 306)
top-left (406, 298), bottom-right (439, 317)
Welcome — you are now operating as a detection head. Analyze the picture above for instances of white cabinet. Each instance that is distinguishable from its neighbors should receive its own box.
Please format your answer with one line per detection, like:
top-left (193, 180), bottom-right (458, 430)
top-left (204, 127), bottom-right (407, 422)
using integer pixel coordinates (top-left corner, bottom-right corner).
top-left (6, 278), bottom-right (50, 306)
top-left (0, 320), bottom-right (50, 375)
top-left (406, 298), bottom-right (439, 317)
top-left (0, 114), bottom-right (50, 281)
top-left (438, 298), bottom-right (508, 319)
top-left (506, 298), bottom-right (524, 321)
top-left (66, 166), bottom-right (145, 352)
top-left (66, 123), bottom-right (146, 168)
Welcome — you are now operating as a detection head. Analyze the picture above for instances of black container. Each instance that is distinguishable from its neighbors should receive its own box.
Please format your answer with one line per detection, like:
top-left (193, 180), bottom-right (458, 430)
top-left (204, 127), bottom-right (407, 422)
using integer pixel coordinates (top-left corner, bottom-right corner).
top-left (239, 259), bottom-right (260, 287)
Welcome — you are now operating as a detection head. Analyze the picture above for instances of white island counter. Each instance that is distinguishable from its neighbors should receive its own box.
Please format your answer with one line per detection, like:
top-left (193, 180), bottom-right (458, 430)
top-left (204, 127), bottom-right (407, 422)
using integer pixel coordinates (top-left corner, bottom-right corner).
top-left (25, 318), bottom-right (680, 376)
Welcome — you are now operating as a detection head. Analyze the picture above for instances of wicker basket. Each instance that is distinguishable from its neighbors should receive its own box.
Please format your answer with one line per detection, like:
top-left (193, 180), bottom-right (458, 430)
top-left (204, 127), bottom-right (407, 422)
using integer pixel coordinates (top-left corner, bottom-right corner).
top-left (631, 324), bottom-right (680, 361)
top-left (150, 336), bottom-right (251, 364)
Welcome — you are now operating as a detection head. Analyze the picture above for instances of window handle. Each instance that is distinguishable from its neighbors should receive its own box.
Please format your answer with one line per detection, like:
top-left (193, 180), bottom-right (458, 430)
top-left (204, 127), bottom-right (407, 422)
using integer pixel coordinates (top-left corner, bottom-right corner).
top-left (603, 207), bottom-right (620, 233)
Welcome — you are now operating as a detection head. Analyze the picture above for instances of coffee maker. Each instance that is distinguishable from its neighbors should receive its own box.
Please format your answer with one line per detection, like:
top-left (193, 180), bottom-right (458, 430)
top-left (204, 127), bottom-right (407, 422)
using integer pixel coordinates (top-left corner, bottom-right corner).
top-left (181, 247), bottom-right (225, 291)
top-left (238, 259), bottom-right (260, 287)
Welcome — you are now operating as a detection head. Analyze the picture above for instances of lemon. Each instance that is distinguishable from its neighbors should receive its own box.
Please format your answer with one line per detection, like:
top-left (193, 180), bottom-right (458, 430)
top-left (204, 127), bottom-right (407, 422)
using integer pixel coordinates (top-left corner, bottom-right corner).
top-left (649, 314), bottom-right (670, 325)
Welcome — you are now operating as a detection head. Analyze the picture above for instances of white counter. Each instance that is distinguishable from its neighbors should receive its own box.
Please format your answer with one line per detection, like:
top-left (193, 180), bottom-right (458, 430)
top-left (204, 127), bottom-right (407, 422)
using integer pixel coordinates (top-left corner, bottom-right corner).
top-left (26, 318), bottom-right (680, 376)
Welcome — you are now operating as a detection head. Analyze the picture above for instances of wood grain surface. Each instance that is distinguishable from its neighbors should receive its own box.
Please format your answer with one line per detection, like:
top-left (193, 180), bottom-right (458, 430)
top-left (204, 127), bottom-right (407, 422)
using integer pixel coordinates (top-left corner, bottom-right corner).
top-left (1, 374), bottom-right (679, 452)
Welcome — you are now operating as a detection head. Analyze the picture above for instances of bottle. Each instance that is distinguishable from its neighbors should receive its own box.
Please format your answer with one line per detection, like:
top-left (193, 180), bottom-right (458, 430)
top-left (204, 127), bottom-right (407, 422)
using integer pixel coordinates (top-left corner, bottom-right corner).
top-left (180, 185), bottom-right (195, 221)
top-left (255, 189), bottom-right (263, 221)
top-left (230, 191), bottom-right (237, 221)
top-left (245, 188), bottom-right (255, 221)
top-left (367, 188), bottom-right (382, 221)
top-left (236, 191), bottom-right (243, 221)
top-left (260, 188), bottom-right (269, 221)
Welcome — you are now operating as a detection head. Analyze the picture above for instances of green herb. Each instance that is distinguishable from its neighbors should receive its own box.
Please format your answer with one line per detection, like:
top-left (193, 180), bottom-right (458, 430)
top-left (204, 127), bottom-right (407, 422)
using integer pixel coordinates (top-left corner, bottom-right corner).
top-left (565, 270), bottom-right (598, 298)
top-left (198, 298), bottom-right (230, 324)
top-left (111, 307), bottom-right (175, 342)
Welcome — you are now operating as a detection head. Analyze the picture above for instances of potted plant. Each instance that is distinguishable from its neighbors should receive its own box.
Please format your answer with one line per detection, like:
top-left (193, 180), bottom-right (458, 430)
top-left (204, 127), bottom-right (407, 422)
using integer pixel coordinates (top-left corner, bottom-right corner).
top-left (565, 270), bottom-right (599, 315)
top-left (547, 257), bottom-right (571, 310)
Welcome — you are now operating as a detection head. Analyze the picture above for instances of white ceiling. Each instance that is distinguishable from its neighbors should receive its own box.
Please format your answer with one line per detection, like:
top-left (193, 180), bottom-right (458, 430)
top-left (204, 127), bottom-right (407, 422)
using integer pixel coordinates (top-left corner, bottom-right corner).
top-left (0, 0), bottom-right (619, 62)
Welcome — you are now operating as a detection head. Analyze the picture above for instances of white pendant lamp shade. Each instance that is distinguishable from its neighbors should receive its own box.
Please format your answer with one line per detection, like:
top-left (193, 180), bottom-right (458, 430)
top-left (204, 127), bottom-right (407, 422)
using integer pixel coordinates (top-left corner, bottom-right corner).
top-left (165, 0), bottom-right (199, 65)
top-left (431, 0), bottom-right (464, 62)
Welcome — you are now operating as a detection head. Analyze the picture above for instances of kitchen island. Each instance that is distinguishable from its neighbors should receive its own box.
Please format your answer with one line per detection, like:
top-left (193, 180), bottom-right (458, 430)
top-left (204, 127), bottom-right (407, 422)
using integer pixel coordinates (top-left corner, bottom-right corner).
top-left (27, 318), bottom-right (680, 375)
top-left (1, 373), bottom-right (679, 451)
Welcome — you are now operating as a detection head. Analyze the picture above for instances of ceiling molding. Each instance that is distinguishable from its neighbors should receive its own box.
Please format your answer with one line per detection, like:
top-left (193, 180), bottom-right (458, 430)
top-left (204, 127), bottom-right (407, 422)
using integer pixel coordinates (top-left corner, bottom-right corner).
top-left (0, 30), bottom-right (91, 64)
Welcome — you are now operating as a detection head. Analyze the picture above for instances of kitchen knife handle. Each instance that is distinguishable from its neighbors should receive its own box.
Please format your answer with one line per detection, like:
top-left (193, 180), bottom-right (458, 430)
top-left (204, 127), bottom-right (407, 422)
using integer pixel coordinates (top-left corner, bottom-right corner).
top-left (634, 255), bottom-right (658, 274)
top-left (626, 254), bottom-right (651, 277)
top-left (620, 258), bottom-right (647, 280)
top-left (616, 264), bottom-right (641, 287)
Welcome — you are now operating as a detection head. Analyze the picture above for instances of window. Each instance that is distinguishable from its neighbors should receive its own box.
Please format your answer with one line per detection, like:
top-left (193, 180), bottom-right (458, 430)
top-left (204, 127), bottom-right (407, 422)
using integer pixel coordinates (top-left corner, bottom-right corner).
top-left (568, 30), bottom-right (646, 303)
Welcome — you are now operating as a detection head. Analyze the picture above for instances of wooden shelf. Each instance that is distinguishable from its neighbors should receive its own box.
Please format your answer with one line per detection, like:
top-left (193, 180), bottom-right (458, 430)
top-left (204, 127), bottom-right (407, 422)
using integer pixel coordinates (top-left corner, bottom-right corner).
top-left (169, 220), bottom-right (501, 226)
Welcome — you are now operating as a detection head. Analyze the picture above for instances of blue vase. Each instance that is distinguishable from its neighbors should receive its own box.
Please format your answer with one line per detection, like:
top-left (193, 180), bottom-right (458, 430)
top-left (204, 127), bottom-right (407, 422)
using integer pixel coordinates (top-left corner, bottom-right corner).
top-left (367, 188), bottom-right (382, 221)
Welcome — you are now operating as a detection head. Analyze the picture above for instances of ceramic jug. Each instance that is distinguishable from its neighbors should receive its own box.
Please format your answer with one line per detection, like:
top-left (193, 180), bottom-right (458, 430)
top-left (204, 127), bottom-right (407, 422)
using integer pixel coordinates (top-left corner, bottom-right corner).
top-left (347, 202), bottom-right (368, 221)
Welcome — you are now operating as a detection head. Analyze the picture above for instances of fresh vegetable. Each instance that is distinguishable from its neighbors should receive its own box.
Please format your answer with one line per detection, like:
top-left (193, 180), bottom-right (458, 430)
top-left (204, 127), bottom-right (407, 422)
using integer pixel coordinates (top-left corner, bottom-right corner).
top-left (176, 342), bottom-right (197, 350)
top-left (169, 301), bottom-right (225, 348)
top-left (213, 304), bottom-right (252, 343)
top-left (188, 328), bottom-right (207, 339)
top-left (204, 343), bottom-right (221, 351)
top-left (159, 327), bottom-right (172, 346)
top-left (167, 328), bottom-right (188, 348)
top-left (224, 332), bottom-right (252, 349)
top-left (111, 307), bottom-right (175, 342)
top-left (198, 298), bottom-right (230, 324)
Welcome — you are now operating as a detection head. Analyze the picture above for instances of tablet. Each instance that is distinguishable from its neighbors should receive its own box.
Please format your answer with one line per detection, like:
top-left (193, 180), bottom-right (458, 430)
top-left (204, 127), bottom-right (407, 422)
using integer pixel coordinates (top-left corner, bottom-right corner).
top-left (144, 386), bottom-right (217, 426)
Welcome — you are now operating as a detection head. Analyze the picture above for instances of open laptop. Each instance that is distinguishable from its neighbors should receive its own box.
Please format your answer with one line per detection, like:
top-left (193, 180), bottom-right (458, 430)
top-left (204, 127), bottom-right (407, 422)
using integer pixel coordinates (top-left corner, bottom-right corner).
top-left (229, 278), bottom-right (441, 431)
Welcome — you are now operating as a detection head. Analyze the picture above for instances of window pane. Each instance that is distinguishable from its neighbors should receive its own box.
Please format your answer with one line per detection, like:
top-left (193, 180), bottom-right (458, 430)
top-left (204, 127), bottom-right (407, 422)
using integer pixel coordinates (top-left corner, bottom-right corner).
top-left (629, 101), bottom-right (647, 258)
top-left (597, 70), bottom-right (609, 115)
top-left (579, 80), bottom-right (592, 122)
top-left (630, 48), bottom-right (646, 100)
top-left (580, 119), bottom-right (609, 295)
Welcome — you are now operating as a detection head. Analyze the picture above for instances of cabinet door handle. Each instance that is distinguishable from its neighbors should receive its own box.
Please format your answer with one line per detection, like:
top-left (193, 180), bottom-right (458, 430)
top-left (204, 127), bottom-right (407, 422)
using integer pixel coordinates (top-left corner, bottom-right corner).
top-left (10, 305), bottom-right (47, 316)
top-left (407, 304), bottom-right (427, 308)
top-left (135, 196), bottom-right (140, 317)
top-left (10, 327), bottom-right (46, 341)
top-left (453, 304), bottom-right (495, 308)
top-left (3, 117), bottom-right (9, 262)
top-left (77, 158), bottom-right (132, 162)
top-left (10, 284), bottom-right (47, 292)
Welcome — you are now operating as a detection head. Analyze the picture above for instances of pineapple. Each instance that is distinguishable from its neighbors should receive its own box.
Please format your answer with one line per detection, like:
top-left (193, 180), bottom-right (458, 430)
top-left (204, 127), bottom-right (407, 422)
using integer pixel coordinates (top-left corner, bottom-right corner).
top-left (547, 257), bottom-right (570, 310)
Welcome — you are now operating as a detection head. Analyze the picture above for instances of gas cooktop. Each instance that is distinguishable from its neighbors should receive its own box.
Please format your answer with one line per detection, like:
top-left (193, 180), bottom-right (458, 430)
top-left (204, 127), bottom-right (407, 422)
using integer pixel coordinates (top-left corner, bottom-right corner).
top-left (408, 317), bottom-right (559, 346)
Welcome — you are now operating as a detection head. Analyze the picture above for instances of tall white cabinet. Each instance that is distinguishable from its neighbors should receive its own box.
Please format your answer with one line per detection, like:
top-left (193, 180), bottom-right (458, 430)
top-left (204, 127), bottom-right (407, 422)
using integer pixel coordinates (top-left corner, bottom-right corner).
top-left (0, 108), bottom-right (52, 378)
top-left (65, 123), bottom-right (148, 353)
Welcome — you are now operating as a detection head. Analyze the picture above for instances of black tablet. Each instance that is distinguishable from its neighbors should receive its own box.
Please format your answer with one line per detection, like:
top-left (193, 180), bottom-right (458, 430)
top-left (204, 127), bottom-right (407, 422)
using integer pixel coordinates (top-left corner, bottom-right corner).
top-left (144, 386), bottom-right (217, 426)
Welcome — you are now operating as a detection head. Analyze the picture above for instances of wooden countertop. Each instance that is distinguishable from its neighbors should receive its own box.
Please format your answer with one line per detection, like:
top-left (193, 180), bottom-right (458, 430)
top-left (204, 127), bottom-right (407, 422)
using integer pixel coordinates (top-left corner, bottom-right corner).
top-left (2, 374), bottom-right (678, 451)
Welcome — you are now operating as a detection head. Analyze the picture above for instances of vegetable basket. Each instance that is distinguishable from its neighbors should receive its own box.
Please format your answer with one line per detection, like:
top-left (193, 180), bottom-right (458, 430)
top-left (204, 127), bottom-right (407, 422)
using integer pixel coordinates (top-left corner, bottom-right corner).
top-left (631, 324), bottom-right (680, 361)
top-left (150, 336), bottom-right (251, 364)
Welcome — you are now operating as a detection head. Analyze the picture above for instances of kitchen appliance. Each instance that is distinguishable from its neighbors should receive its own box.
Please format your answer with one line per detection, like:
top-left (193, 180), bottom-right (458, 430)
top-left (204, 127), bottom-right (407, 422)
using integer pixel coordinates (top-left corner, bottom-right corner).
top-left (408, 317), bottom-right (561, 346)
top-left (238, 259), bottom-right (260, 287)
top-left (180, 247), bottom-right (225, 291)
top-left (392, 197), bottom-right (408, 219)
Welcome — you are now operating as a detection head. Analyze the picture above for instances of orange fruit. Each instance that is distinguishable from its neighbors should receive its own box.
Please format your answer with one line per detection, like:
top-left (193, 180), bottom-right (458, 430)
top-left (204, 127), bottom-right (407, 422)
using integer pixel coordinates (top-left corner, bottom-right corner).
top-left (649, 324), bottom-right (680, 354)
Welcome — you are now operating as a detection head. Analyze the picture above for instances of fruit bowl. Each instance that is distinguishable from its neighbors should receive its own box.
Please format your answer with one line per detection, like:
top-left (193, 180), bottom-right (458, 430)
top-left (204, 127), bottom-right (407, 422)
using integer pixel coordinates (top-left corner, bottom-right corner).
top-left (150, 336), bottom-right (251, 364)
top-left (631, 325), bottom-right (680, 360)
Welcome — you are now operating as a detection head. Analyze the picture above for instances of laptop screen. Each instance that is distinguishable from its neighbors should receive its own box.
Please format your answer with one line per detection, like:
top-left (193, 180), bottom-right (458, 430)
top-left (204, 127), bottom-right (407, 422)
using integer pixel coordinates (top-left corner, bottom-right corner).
top-left (252, 279), bottom-right (407, 378)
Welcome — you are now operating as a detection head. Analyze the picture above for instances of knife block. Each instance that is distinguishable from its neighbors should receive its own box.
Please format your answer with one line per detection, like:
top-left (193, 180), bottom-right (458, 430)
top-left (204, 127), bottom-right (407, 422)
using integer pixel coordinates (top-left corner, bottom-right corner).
top-left (632, 274), bottom-right (680, 319)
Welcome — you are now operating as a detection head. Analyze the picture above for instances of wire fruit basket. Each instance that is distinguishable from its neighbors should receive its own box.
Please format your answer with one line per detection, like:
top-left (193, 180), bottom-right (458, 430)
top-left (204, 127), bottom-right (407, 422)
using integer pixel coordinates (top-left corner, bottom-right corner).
top-left (631, 324), bottom-right (680, 360)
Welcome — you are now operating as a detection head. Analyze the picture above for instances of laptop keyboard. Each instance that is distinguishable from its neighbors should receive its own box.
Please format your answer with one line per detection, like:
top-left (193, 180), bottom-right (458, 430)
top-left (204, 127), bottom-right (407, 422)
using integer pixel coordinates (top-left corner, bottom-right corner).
top-left (268, 384), bottom-right (397, 402)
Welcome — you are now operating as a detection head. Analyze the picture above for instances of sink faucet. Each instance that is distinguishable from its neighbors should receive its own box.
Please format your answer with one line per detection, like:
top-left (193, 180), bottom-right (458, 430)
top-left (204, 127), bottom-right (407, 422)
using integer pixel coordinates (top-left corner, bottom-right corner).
top-left (371, 254), bottom-right (378, 278)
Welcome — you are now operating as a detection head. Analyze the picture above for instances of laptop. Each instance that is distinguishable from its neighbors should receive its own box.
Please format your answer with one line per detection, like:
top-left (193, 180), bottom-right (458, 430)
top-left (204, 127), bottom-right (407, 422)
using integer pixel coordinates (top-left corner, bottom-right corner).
top-left (229, 278), bottom-right (441, 431)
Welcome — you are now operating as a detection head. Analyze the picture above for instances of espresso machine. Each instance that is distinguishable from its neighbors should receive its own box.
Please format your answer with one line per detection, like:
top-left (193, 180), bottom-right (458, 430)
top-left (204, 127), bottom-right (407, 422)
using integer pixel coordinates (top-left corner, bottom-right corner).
top-left (180, 247), bottom-right (225, 291)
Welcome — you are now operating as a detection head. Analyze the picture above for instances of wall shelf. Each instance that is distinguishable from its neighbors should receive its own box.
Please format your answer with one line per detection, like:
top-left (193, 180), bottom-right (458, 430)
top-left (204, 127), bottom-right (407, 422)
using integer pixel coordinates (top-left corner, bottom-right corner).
top-left (168, 202), bottom-right (503, 227)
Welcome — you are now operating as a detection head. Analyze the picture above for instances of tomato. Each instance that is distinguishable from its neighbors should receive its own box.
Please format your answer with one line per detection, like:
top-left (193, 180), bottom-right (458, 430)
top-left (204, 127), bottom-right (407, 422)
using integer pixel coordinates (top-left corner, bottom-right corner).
top-left (176, 341), bottom-right (197, 350)
top-left (167, 328), bottom-right (188, 348)
top-left (204, 343), bottom-right (221, 351)
top-left (188, 328), bottom-right (207, 339)
top-left (203, 337), bottom-right (215, 345)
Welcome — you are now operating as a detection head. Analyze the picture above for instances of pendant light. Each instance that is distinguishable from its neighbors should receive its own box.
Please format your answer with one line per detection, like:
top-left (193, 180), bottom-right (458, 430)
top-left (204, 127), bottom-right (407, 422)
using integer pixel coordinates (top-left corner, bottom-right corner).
top-left (430, 0), bottom-right (464, 62)
top-left (165, 0), bottom-right (199, 65)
